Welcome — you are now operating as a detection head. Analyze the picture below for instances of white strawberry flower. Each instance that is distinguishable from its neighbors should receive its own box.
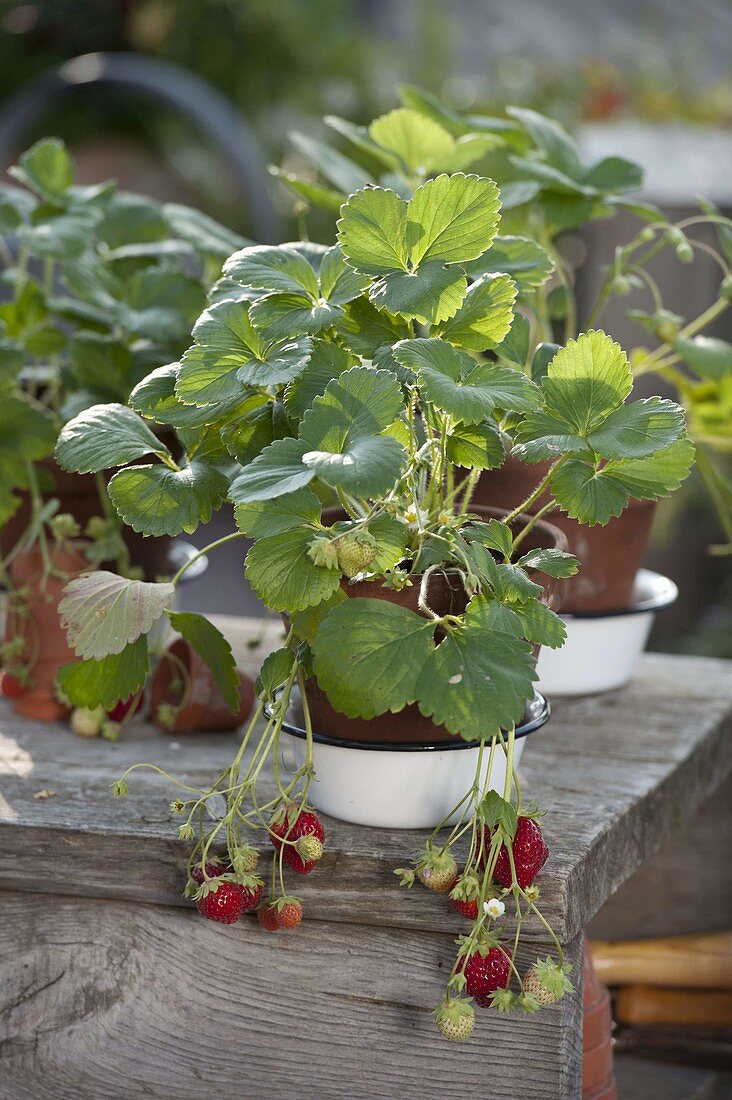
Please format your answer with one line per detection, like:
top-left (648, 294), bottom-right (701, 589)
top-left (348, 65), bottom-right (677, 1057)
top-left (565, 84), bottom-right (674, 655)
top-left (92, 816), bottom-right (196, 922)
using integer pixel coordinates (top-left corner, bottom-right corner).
top-left (484, 898), bottom-right (505, 919)
top-left (398, 505), bottom-right (429, 530)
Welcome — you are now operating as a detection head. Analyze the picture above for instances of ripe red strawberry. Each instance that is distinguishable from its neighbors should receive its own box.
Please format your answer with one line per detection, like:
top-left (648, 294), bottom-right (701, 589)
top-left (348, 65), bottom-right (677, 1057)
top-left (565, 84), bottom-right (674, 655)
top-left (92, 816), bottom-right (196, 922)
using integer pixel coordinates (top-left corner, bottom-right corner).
top-left (257, 902), bottom-right (280, 932)
top-left (0, 671), bottom-right (25, 699)
top-left (271, 809), bottom-right (325, 874)
top-left (240, 882), bottom-right (264, 912)
top-left (191, 860), bottom-right (230, 884)
top-left (107, 693), bottom-right (141, 723)
top-left (484, 816), bottom-right (549, 889)
top-left (278, 900), bottom-right (303, 930)
top-left (451, 896), bottom-right (479, 920)
top-left (196, 882), bottom-right (244, 924)
top-left (460, 947), bottom-right (512, 1007)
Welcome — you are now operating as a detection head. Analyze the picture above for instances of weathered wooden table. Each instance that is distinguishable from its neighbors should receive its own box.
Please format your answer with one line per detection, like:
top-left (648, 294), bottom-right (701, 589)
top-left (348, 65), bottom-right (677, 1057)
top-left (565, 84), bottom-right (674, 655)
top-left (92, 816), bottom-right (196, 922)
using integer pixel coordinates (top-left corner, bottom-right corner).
top-left (1, 616), bottom-right (731, 1100)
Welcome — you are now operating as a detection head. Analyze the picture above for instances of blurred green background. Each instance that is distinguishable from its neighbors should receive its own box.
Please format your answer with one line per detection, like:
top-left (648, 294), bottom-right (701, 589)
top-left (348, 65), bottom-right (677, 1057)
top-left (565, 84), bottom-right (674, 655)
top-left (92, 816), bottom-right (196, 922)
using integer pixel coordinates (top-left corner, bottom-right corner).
top-left (1, 0), bottom-right (730, 654)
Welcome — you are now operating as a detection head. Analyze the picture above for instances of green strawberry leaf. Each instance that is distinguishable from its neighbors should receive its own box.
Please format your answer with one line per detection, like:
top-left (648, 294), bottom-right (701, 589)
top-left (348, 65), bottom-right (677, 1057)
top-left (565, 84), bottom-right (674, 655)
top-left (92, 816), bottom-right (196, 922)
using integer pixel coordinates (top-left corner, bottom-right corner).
top-left (290, 589), bottom-right (347, 645)
top-left (234, 486), bottom-right (322, 537)
top-left (369, 261), bottom-right (467, 325)
top-left (255, 646), bottom-right (296, 698)
top-left (446, 419), bottom-right (505, 470)
top-left (129, 363), bottom-right (227, 428)
top-left (368, 107), bottom-right (455, 176)
top-left (467, 235), bottom-right (554, 289)
top-left (57, 637), bottom-right (149, 711)
top-left (551, 459), bottom-right (630, 525)
top-left (416, 595), bottom-right (536, 740)
top-left (585, 396), bottom-right (685, 459)
top-left (283, 339), bottom-right (356, 420)
top-left (59, 571), bottom-right (175, 660)
top-left (541, 331), bottom-right (633, 435)
top-left (56, 403), bottom-right (169, 473)
top-left (167, 611), bottom-right (240, 712)
top-left (249, 292), bottom-right (344, 342)
top-left (437, 273), bottom-right (517, 350)
top-left (312, 597), bottom-right (436, 718)
top-left (337, 186), bottom-right (409, 276)
top-left (220, 398), bottom-right (288, 466)
top-left (1, 396), bottom-right (58, 462)
top-left (9, 137), bottom-right (74, 201)
top-left (406, 173), bottom-right (501, 266)
top-left (229, 437), bottom-right (313, 504)
top-left (515, 548), bottom-right (580, 578)
top-left (495, 312), bottom-right (531, 370)
top-left (512, 599), bottom-right (566, 648)
top-left (480, 790), bottom-right (518, 836)
top-left (673, 335), bottom-right (732, 381)
top-left (108, 460), bottom-right (228, 536)
top-left (602, 437), bottom-right (695, 500)
top-left (336, 297), bottom-right (410, 357)
top-left (318, 245), bottom-right (371, 305)
top-left (245, 527), bottom-right (342, 612)
top-left (223, 244), bottom-right (320, 297)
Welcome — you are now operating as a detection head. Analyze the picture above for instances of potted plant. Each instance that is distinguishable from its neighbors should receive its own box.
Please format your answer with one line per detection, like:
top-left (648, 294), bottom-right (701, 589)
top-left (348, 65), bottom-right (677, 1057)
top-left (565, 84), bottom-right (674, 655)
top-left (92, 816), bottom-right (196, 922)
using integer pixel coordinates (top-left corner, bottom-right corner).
top-left (53, 168), bottom-right (690, 1037)
top-left (0, 136), bottom-right (246, 715)
top-left (274, 90), bottom-right (730, 611)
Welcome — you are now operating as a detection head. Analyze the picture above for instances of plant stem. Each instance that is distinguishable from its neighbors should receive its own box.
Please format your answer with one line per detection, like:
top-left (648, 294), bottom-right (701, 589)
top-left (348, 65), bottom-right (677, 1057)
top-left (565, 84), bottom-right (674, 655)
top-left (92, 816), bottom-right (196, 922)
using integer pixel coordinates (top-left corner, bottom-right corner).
top-left (170, 531), bottom-right (247, 587)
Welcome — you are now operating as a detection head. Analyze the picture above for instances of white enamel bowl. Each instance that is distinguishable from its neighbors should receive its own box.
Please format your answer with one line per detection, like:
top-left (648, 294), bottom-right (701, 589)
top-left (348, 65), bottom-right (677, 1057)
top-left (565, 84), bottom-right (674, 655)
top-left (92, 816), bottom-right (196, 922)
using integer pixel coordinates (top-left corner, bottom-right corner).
top-left (535, 569), bottom-right (678, 697)
top-left (273, 691), bottom-right (550, 830)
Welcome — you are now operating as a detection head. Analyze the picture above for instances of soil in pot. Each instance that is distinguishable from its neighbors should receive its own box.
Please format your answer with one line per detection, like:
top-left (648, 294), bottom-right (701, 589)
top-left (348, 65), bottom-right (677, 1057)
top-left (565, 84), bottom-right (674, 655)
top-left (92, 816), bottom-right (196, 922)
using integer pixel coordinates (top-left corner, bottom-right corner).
top-left (149, 638), bottom-right (255, 733)
top-left (5, 540), bottom-right (89, 722)
top-left (474, 456), bottom-right (656, 614)
top-left (1, 458), bottom-right (173, 582)
top-left (304, 505), bottom-right (567, 745)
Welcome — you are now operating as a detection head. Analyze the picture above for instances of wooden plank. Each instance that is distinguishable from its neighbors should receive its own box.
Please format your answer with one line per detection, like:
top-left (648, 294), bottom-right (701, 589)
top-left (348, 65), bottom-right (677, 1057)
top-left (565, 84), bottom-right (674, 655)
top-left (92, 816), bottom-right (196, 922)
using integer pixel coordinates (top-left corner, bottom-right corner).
top-left (0, 890), bottom-right (583, 1100)
top-left (1, 616), bottom-right (730, 944)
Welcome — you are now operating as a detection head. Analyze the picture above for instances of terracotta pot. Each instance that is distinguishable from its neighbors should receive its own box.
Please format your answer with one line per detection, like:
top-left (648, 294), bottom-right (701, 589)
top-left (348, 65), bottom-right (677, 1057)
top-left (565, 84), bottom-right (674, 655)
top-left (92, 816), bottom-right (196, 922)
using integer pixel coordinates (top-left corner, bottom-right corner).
top-left (304, 505), bottom-right (567, 744)
top-left (5, 540), bottom-right (90, 722)
top-left (583, 939), bottom-right (617, 1100)
top-left (149, 637), bottom-right (255, 733)
top-left (474, 456), bottom-right (656, 614)
top-left (1, 458), bottom-right (172, 581)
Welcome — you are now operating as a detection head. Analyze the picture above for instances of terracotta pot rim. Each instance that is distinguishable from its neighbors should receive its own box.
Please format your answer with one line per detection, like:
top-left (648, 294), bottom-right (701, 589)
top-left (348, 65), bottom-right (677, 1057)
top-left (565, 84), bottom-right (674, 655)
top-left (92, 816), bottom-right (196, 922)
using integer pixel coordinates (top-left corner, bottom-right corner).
top-left (266, 689), bottom-right (550, 752)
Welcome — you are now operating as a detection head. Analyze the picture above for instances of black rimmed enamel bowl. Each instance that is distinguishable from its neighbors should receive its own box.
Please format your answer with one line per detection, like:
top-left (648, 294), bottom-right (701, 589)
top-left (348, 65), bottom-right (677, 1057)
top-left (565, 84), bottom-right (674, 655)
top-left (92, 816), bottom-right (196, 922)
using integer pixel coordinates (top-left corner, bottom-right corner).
top-left (535, 569), bottom-right (678, 697)
top-left (269, 689), bottom-right (550, 829)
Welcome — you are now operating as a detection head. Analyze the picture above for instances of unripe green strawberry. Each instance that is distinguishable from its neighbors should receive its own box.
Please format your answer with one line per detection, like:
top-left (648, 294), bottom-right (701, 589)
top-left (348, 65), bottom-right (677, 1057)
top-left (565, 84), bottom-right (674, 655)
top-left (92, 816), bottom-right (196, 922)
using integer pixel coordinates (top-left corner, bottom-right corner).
top-left (100, 720), bottom-right (122, 742)
top-left (296, 835), bottom-right (323, 863)
top-left (434, 997), bottom-right (475, 1042)
top-left (336, 530), bottom-right (377, 578)
top-left (70, 706), bottom-right (105, 738)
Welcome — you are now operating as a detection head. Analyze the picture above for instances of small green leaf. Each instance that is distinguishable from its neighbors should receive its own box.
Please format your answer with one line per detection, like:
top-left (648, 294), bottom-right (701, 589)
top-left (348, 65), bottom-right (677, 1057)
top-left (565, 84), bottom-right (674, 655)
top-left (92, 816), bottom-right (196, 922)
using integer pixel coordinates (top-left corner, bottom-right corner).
top-left (56, 404), bottom-right (169, 473)
top-left (108, 461), bottom-right (228, 536)
top-left (481, 790), bottom-right (518, 836)
top-left (312, 598), bottom-right (436, 719)
top-left (229, 437), bottom-right (313, 503)
top-left (602, 437), bottom-right (695, 501)
top-left (337, 186), bottom-right (409, 276)
top-left (406, 174), bottom-right (501, 266)
top-left (541, 331), bottom-right (632, 436)
top-left (164, 202), bottom-right (249, 259)
top-left (468, 235), bottom-right (554, 289)
top-left (516, 548), bottom-right (580, 578)
top-left (551, 460), bottom-right (629, 525)
top-left (245, 527), bottom-right (342, 612)
top-left (416, 595), bottom-right (536, 740)
top-left (446, 420), bottom-right (504, 470)
top-left (337, 296), bottom-right (410, 358)
top-left (318, 245), bottom-right (371, 305)
top-left (269, 166), bottom-right (344, 213)
top-left (289, 130), bottom-right (373, 194)
top-left (368, 107), bottom-right (455, 176)
top-left (513, 599), bottom-right (566, 648)
top-left (234, 487), bottom-right (322, 537)
top-left (366, 515), bottom-right (410, 572)
top-left (583, 156), bottom-right (643, 194)
top-left (290, 589), bottom-right (347, 645)
top-left (249, 292), bottom-right (344, 341)
top-left (437, 273), bottom-right (517, 350)
top-left (255, 647), bottom-right (295, 698)
top-left (506, 107), bottom-right (582, 179)
top-left (9, 138), bottom-right (73, 201)
top-left (495, 313), bottom-right (530, 369)
top-left (531, 342), bottom-right (561, 383)
top-left (167, 611), bottom-right (240, 712)
top-left (586, 397), bottom-right (685, 460)
top-left (57, 637), bottom-right (149, 710)
top-left (129, 363), bottom-right (225, 428)
top-left (369, 261), bottom-right (467, 325)
top-left (464, 518), bottom-right (513, 559)
top-left (59, 571), bottom-right (175, 660)
top-left (223, 244), bottom-right (320, 297)
top-left (299, 365), bottom-right (404, 447)
top-left (220, 398), bottom-right (285, 465)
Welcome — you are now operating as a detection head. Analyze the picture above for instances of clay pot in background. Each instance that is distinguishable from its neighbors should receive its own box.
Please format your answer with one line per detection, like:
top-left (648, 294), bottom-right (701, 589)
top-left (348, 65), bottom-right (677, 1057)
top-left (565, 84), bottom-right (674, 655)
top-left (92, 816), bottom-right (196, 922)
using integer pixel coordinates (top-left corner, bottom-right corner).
top-left (304, 505), bottom-right (567, 744)
top-left (1, 459), bottom-right (172, 581)
top-left (474, 456), bottom-right (656, 614)
top-left (150, 637), bottom-right (255, 733)
top-left (6, 540), bottom-right (90, 722)
top-left (584, 939), bottom-right (617, 1100)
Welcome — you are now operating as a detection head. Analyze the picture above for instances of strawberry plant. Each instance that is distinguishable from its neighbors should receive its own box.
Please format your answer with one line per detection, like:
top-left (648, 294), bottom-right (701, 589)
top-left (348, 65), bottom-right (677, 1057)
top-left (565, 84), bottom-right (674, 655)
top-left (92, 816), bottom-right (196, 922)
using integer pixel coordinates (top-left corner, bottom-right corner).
top-left (52, 152), bottom-right (692, 1037)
